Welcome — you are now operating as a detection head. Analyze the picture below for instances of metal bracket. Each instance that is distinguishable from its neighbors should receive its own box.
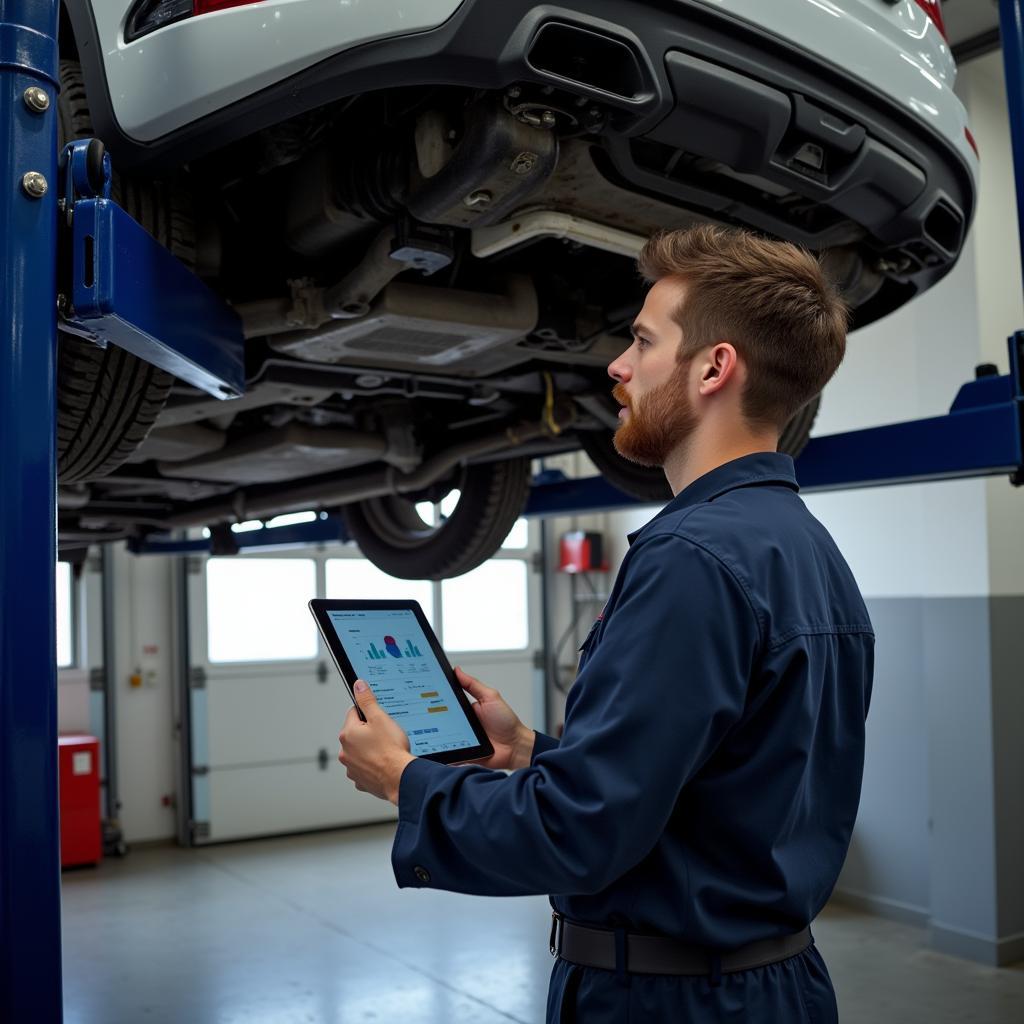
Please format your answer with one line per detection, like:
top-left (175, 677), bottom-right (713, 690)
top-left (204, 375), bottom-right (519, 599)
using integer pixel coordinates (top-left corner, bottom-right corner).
top-left (1008, 330), bottom-right (1024, 486)
top-left (56, 138), bottom-right (246, 399)
top-left (190, 667), bottom-right (207, 690)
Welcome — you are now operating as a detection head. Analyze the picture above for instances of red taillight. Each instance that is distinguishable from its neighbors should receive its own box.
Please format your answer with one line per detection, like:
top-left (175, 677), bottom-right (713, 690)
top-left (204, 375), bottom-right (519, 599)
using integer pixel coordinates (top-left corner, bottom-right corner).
top-left (193, 0), bottom-right (265, 13)
top-left (912, 0), bottom-right (948, 42)
top-left (965, 126), bottom-right (979, 158)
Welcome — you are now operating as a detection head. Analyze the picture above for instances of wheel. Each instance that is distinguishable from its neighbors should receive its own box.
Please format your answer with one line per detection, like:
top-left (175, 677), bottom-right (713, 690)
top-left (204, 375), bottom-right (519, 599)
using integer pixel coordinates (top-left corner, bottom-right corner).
top-left (578, 394), bottom-right (822, 503)
top-left (342, 457), bottom-right (533, 580)
top-left (56, 60), bottom-right (195, 484)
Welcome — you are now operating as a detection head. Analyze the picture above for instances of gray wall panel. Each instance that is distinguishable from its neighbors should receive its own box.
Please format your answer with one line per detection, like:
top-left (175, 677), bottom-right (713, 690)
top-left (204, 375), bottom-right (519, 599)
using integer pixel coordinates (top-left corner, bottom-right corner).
top-left (989, 597), bottom-right (1024, 944)
top-left (831, 595), bottom-right (1024, 965)
top-left (921, 598), bottom-right (997, 943)
top-left (836, 597), bottom-right (930, 917)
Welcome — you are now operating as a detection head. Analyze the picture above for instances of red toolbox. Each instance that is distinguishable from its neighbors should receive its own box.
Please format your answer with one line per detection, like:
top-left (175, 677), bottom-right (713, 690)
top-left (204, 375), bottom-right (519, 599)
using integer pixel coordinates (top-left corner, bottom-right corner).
top-left (58, 735), bottom-right (102, 867)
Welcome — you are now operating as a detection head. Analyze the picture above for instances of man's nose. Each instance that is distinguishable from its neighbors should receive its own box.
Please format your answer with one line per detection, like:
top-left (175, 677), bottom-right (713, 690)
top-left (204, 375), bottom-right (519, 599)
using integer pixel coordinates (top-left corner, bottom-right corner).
top-left (608, 352), bottom-right (632, 383)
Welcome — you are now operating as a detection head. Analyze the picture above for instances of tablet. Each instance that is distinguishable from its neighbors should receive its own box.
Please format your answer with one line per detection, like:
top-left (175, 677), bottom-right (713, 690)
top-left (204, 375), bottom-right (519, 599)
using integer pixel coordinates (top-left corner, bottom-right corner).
top-left (309, 599), bottom-right (494, 765)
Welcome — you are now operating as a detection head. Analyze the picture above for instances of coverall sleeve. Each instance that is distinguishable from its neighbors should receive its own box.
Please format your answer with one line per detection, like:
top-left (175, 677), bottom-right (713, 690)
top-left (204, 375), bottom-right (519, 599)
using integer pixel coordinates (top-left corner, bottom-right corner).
top-left (531, 731), bottom-right (560, 760)
top-left (391, 534), bottom-right (761, 896)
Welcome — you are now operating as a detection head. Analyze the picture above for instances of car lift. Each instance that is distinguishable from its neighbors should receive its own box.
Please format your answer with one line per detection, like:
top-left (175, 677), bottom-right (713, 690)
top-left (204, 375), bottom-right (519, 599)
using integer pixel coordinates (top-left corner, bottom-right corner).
top-left (2, 1), bottom-right (1024, 1016)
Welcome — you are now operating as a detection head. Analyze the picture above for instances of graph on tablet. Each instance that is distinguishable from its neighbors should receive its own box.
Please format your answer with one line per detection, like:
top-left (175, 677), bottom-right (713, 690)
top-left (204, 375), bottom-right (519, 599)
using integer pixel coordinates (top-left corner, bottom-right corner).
top-left (326, 608), bottom-right (478, 756)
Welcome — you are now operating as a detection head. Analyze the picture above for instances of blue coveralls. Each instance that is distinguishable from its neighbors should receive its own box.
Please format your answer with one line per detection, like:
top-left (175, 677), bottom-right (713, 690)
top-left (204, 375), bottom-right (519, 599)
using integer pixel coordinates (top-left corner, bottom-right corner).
top-left (392, 452), bottom-right (875, 1022)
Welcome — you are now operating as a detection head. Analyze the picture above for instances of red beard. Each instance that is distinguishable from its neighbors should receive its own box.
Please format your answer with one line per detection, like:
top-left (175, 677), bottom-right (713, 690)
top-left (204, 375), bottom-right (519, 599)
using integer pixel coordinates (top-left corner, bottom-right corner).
top-left (612, 356), bottom-right (698, 467)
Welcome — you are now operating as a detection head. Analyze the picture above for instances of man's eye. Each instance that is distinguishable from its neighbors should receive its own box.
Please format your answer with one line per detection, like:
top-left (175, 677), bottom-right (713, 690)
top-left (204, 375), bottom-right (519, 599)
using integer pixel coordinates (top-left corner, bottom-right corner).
top-left (636, 337), bottom-right (650, 349)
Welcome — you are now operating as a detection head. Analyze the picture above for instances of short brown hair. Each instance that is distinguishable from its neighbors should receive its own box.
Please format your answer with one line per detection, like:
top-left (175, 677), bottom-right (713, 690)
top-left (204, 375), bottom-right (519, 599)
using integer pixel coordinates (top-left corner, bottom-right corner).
top-left (637, 225), bottom-right (849, 431)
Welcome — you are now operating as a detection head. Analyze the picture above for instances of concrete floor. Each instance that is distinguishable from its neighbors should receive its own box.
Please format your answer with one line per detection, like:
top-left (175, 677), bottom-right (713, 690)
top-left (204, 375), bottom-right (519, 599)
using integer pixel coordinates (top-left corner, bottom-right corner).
top-left (62, 824), bottom-right (1024, 1024)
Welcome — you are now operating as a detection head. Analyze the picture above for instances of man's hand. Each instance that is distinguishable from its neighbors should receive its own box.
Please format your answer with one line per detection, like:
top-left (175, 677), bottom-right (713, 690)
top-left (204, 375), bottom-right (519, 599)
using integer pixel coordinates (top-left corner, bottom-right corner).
top-left (338, 681), bottom-right (415, 805)
top-left (455, 666), bottom-right (536, 772)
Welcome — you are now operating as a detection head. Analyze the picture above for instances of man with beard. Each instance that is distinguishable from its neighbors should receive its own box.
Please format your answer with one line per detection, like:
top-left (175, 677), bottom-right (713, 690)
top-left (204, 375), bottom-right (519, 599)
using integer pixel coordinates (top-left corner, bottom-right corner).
top-left (338, 225), bottom-right (874, 1023)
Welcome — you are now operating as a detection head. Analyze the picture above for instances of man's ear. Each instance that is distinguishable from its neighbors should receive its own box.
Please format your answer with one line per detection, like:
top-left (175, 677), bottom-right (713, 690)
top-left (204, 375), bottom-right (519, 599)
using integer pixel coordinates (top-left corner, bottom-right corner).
top-left (700, 343), bottom-right (739, 394)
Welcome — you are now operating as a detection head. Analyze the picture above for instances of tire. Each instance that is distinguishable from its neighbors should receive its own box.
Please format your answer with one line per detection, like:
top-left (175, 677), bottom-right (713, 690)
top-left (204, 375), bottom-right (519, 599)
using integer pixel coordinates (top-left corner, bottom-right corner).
top-left (56, 60), bottom-right (195, 484)
top-left (578, 394), bottom-right (822, 503)
top-left (342, 457), bottom-right (533, 580)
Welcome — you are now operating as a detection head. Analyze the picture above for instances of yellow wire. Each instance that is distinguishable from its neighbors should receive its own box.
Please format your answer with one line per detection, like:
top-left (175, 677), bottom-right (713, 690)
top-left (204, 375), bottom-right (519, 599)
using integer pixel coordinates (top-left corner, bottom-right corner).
top-left (543, 372), bottom-right (562, 435)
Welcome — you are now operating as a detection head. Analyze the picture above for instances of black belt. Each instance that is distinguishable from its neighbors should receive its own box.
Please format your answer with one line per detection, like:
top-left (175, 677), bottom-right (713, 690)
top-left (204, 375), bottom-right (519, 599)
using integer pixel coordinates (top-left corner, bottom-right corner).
top-left (550, 912), bottom-right (813, 977)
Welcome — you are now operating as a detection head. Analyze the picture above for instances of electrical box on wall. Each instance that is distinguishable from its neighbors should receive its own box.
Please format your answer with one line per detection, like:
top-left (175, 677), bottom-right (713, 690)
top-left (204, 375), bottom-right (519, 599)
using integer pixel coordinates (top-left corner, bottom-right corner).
top-left (558, 531), bottom-right (608, 573)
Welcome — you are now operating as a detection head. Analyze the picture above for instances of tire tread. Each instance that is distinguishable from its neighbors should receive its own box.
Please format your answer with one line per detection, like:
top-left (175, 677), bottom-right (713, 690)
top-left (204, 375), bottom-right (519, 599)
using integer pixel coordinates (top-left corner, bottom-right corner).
top-left (56, 60), bottom-right (193, 484)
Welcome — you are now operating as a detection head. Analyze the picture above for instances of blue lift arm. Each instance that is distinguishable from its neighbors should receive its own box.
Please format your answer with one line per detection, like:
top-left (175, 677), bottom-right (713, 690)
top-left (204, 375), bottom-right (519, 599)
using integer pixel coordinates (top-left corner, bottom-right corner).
top-left (58, 139), bottom-right (246, 399)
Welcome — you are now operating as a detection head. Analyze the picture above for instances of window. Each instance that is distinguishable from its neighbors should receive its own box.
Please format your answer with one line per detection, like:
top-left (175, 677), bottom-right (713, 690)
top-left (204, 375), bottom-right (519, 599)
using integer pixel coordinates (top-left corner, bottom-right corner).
top-left (206, 558), bottom-right (317, 663)
top-left (415, 491), bottom-right (529, 550)
top-left (56, 561), bottom-right (73, 668)
top-left (501, 517), bottom-right (529, 549)
top-left (326, 559), bottom-right (435, 626)
top-left (442, 560), bottom-right (529, 651)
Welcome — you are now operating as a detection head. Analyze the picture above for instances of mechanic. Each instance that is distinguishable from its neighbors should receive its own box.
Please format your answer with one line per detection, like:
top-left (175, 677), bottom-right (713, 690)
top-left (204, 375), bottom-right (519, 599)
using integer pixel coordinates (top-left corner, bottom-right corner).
top-left (338, 224), bottom-right (875, 1023)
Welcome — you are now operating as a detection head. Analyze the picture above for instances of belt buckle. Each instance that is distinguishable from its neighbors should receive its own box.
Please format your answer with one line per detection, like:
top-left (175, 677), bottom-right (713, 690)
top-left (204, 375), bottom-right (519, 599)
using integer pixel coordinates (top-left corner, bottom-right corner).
top-left (549, 911), bottom-right (563, 958)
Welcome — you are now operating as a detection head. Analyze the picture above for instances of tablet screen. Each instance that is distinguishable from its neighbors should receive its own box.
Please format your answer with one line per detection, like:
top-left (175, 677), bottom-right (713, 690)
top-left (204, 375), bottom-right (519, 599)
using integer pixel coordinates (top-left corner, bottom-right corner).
top-left (324, 607), bottom-right (481, 757)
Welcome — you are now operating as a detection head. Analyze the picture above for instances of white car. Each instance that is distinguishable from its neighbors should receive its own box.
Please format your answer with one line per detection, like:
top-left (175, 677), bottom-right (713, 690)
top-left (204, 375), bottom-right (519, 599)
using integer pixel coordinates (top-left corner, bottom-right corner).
top-left (58, 0), bottom-right (977, 577)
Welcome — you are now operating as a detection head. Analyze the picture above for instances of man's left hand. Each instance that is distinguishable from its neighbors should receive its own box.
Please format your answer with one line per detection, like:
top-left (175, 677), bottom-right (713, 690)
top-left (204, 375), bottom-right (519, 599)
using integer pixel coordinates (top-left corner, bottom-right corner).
top-left (338, 681), bottom-right (415, 805)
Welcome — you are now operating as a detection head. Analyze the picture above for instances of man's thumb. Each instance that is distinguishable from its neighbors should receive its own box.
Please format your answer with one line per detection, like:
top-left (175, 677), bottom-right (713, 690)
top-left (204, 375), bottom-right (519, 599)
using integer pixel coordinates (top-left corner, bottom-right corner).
top-left (353, 679), bottom-right (377, 715)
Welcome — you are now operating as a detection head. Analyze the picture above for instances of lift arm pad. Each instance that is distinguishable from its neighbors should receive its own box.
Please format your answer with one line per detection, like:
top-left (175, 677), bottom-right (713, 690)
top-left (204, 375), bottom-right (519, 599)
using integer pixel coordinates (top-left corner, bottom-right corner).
top-left (64, 195), bottom-right (245, 399)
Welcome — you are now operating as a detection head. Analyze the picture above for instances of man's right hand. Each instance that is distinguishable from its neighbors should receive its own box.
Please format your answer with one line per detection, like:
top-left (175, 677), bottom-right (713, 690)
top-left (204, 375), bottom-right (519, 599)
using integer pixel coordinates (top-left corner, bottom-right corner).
top-left (454, 666), bottom-right (536, 772)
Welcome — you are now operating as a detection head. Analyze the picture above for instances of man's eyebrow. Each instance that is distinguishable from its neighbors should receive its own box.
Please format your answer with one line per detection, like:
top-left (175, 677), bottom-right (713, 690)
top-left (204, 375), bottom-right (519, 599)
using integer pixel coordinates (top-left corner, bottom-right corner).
top-left (631, 321), bottom-right (656, 339)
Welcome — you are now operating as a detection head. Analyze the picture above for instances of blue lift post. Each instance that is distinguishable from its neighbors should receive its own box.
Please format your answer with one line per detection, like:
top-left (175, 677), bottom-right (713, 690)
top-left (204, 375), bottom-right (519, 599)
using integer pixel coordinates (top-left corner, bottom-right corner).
top-left (1001, 0), bottom-right (1024, 280)
top-left (0, 0), bottom-right (62, 1019)
top-left (1, 2), bottom-right (245, 1014)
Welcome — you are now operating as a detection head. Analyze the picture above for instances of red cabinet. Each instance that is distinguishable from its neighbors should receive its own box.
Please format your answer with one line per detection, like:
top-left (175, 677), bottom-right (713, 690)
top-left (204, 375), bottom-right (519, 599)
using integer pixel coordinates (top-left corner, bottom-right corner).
top-left (58, 735), bottom-right (102, 867)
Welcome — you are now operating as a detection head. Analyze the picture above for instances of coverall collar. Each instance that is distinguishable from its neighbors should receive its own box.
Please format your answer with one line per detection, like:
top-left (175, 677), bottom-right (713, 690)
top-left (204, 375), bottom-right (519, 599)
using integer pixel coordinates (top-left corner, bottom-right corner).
top-left (627, 451), bottom-right (800, 546)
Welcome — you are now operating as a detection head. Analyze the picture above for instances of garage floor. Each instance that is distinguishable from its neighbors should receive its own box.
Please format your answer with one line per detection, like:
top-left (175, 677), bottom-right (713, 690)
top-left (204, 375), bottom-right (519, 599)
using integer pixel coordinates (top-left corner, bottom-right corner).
top-left (61, 824), bottom-right (1024, 1024)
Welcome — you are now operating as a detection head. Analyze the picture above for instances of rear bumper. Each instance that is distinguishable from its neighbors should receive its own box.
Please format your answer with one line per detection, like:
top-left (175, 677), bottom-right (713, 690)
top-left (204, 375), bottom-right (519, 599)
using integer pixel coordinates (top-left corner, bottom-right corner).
top-left (68, 0), bottom-right (974, 285)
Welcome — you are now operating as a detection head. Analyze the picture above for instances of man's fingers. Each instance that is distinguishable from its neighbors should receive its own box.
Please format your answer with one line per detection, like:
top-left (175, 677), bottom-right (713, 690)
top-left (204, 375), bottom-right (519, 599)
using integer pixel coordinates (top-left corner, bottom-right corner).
top-left (352, 679), bottom-right (379, 717)
top-left (455, 666), bottom-right (493, 700)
